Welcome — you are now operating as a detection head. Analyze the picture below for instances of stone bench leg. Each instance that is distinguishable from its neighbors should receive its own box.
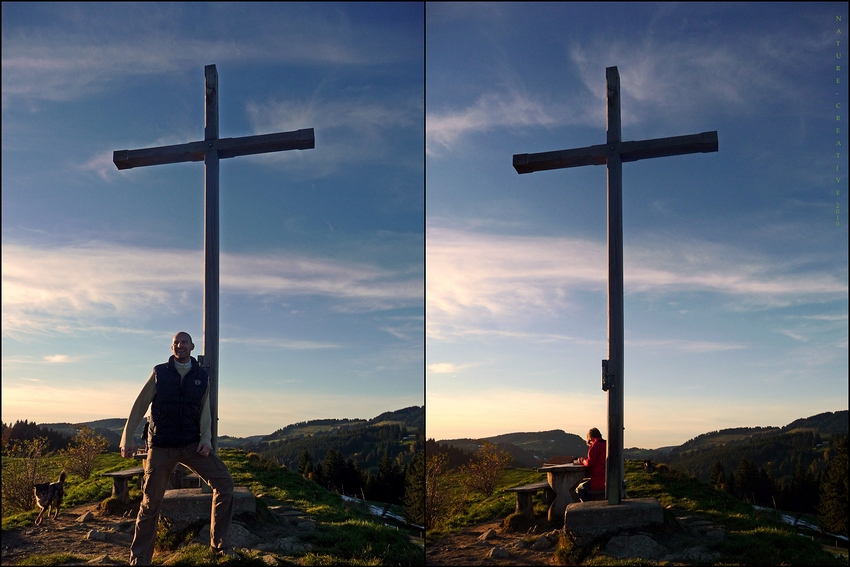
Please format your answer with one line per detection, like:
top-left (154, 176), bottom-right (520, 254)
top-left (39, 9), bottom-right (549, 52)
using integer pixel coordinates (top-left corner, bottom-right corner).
top-left (112, 477), bottom-right (130, 504)
top-left (515, 492), bottom-right (534, 520)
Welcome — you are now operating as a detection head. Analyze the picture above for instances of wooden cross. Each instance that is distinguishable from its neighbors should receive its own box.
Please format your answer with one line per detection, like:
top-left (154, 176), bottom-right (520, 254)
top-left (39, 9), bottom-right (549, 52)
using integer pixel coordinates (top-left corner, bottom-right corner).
top-left (113, 64), bottom-right (315, 453)
top-left (513, 66), bottom-right (718, 505)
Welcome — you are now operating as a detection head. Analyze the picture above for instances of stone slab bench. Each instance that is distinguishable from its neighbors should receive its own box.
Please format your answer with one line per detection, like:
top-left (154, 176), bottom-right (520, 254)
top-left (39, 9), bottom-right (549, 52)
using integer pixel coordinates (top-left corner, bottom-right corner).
top-left (101, 467), bottom-right (144, 504)
top-left (505, 480), bottom-right (555, 519)
top-left (564, 497), bottom-right (663, 542)
top-left (160, 486), bottom-right (256, 522)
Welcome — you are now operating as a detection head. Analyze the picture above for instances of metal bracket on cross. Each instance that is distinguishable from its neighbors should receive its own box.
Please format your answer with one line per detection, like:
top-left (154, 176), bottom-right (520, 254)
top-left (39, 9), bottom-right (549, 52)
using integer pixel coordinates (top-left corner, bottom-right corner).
top-left (602, 359), bottom-right (614, 391)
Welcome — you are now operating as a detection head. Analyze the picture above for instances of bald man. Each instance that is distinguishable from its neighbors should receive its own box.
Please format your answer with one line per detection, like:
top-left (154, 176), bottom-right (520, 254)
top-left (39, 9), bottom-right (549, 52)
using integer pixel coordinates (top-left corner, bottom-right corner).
top-left (120, 332), bottom-right (238, 564)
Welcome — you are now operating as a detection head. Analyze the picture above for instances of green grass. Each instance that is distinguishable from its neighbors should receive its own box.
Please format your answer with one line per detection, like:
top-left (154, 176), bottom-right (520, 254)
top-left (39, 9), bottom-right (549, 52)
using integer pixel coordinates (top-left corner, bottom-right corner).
top-left (427, 467), bottom-right (548, 540)
top-left (11, 553), bottom-right (87, 566)
top-left (428, 460), bottom-right (845, 565)
top-left (1, 452), bottom-right (141, 530)
top-left (3, 449), bottom-right (424, 566)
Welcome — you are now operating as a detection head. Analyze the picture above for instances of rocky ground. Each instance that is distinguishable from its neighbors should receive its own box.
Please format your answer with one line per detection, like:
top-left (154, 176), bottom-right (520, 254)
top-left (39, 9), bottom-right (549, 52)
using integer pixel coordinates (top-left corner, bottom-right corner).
top-left (1, 495), bottom-right (319, 566)
top-left (425, 506), bottom-right (727, 566)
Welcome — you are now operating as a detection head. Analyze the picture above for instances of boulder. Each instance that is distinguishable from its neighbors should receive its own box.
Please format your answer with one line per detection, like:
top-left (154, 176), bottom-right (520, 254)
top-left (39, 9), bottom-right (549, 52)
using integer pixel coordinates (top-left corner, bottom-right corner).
top-left (478, 528), bottom-right (497, 541)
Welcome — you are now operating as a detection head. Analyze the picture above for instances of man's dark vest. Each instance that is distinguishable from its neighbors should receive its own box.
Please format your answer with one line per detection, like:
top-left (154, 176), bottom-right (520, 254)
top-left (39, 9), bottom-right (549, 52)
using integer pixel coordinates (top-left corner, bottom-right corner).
top-left (149, 356), bottom-right (208, 448)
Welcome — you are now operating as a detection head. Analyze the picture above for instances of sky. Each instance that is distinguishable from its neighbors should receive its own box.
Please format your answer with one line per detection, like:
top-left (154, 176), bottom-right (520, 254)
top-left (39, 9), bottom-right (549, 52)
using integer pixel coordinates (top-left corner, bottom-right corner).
top-left (426, 3), bottom-right (848, 448)
top-left (2, 3), bottom-right (424, 437)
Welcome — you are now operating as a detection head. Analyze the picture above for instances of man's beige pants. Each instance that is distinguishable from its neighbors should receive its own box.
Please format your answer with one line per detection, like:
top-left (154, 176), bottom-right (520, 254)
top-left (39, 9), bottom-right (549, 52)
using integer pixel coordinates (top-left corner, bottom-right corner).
top-left (129, 443), bottom-right (234, 565)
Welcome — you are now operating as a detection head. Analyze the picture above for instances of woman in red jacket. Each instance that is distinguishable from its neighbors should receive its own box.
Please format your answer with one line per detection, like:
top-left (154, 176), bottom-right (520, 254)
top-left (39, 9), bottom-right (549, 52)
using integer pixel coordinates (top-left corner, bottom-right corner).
top-left (574, 428), bottom-right (606, 501)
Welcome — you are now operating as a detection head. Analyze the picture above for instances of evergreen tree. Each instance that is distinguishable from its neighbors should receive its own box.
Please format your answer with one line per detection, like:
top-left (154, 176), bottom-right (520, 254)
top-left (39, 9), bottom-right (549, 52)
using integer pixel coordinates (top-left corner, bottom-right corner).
top-left (736, 458), bottom-right (759, 502)
top-left (725, 471), bottom-right (737, 495)
top-left (709, 460), bottom-right (725, 488)
top-left (298, 450), bottom-right (313, 477)
top-left (403, 449), bottom-right (425, 526)
top-left (754, 468), bottom-right (776, 507)
top-left (817, 435), bottom-right (848, 536)
top-left (790, 458), bottom-right (819, 514)
top-left (323, 448), bottom-right (346, 492)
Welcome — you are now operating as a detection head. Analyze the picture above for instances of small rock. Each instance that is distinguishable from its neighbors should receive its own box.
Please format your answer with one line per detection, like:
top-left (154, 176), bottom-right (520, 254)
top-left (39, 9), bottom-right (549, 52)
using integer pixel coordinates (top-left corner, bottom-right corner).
top-left (478, 529), bottom-right (497, 541)
top-left (77, 511), bottom-right (94, 523)
top-left (705, 528), bottom-right (725, 541)
top-left (85, 529), bottom-right (108, 542)
top-left (296, 520), bottom-right (316, 533)
top-left (604, 535), bottom-right (667, 560)
top-left (196, 523), bottom-right (260, 548)
top-left (531, 535), bottom-right (552, 550)
top-left (488, 546), bottom-right (509, 558)
top-left (275, 536), bottom-right (312, 554)
top-left (86, 554), bottom-right (120, 564)
top-left (675, 546), bottom-right (720, 563)
top-left (260, 555), bottom-right (279, 566)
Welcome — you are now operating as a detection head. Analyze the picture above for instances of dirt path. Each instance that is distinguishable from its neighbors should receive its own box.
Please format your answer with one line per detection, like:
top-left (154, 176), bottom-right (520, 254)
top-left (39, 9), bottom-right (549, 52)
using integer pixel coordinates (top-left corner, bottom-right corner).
top-left (426, 520), bottom-right (560, 566)
top-left (2, 502), bottom-right (136, 565)
top-left (425, 507), bottom-right (735, 566)
top-left (1, 497), bottom-right (319, 565)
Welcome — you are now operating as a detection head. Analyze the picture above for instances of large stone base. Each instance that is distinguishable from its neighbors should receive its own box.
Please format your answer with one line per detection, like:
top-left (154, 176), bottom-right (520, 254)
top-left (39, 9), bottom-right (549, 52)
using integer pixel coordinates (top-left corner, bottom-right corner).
top-left (564, 497), bottom-right (663, 542)
top-left (160, 486), bottom-right (256, 522)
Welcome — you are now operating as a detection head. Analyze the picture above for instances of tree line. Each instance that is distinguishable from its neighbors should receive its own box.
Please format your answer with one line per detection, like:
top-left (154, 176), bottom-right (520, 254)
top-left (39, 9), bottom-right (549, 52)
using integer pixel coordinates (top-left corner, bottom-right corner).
top-left (676, 434), bottom-right (847, 537)
top-left (254, 423), bottom-right (419, 473)
top-left (294, 447), bottom-right (424, 526)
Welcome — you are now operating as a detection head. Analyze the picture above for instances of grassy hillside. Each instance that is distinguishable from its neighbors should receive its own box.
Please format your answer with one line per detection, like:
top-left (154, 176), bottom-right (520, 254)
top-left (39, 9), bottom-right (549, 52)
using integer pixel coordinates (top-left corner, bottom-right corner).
top-left (2, 449), bottom-right (424, 565)
top-left (427, 460), bottom-right (845, 565)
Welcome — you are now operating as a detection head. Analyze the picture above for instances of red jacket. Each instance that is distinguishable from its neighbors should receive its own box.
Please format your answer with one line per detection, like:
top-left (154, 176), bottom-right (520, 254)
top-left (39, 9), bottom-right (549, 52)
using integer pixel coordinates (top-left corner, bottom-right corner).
top-left (581, 438), bottom-right (606, 490)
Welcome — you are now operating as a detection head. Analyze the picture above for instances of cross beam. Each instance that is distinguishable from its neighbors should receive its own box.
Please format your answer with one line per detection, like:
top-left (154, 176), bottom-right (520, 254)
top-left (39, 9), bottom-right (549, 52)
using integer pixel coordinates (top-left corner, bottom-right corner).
top-left (113, 65), bottom-right (315, 453)
top-left (513, 66), bottom-right (717, 505)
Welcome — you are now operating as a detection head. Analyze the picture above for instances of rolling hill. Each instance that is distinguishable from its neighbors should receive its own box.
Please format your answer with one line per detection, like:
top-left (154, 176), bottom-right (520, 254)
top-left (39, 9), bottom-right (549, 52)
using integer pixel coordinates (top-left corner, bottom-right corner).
top-left (434, 410), bottom-right (848, 476)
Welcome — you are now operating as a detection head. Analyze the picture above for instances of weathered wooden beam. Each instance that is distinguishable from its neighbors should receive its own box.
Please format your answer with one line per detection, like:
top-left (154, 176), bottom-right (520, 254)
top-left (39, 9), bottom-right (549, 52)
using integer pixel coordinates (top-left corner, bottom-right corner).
top-left (217, 129), bottom-right (315, 159)
top-left (512, 131), bottom-right (717, 175)
top-left (513, 144), bottom-right (608, 174)
top-left (620, 131), bottom-right (718, 163)
top-left (113, 129), bottom-right (315, 170)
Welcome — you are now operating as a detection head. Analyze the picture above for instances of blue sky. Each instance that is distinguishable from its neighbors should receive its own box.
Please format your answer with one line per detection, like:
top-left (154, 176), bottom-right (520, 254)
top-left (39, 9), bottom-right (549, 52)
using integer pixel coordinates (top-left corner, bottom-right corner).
top-left (426, 3), bottom-right (848, 448)
top-left (2, 3), bottom-right (424, 437)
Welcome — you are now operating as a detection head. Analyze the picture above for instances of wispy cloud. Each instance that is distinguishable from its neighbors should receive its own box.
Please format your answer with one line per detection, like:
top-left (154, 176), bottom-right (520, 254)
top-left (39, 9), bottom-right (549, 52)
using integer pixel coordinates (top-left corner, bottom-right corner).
top-left (426, 223), bottom-right (847, 340)
top-left (43, 354), bottom-right (73, 363)
top-left (426, 91), bottom-right (565, 156)
top-left (246, 95), bottom-right (422, 175)
top-left (2, 4), bottom-right (420, 110)
top-left (427, 362), bottom-right (471, 374)
top-left (1, 241), bottom-right (422, 337)
top-left (426, 10), bottom-right (825, 154)
top-left (220, 337), bottom-right (341, 351)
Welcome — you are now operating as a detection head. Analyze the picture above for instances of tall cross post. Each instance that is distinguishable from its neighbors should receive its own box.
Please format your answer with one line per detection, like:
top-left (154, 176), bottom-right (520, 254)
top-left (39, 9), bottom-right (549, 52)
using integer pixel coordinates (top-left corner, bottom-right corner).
top-left (114, 64), bottom-right (315, 453)
top-left (513, 66), bottom-right (717, 505)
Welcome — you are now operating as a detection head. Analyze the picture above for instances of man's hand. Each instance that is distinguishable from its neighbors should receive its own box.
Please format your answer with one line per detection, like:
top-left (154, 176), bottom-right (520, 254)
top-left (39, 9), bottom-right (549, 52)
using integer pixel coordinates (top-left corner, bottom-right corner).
top-left (197, 442), bottom-right (212, 458)
top-left (120, 446), bottom-right (137, 458)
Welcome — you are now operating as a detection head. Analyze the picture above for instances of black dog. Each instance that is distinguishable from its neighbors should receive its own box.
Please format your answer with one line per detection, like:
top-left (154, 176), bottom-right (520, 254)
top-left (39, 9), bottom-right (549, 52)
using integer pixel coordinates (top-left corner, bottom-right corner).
top-left (34, 470), bottom-right (66, 525)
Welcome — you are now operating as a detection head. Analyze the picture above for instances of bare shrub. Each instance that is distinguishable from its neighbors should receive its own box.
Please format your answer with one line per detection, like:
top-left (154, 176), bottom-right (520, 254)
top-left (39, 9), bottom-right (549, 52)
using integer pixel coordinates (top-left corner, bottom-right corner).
top-left (459, 441), bottom-right (512, 497)
top-left (425, 452), bottom-right (455, 530)
top-left (60, 427), bottom-right (109, 480)
top-left (1, 437), bottom-right (52, 515)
